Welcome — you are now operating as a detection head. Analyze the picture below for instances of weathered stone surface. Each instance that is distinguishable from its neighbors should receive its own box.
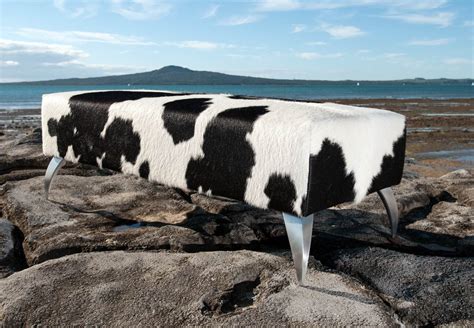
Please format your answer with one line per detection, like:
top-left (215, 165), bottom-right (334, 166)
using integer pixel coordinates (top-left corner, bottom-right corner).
top-left (0, 219), bottom-right (26, 278)
top-left (0, 250), bottom-right (395, 327)
top-left (316, 169), bottom-right (474, 256)
top-left (3, 167), bottom-right (473, 266)
top-left (326, 247), bottom-right (474, 327)
top-left (1, 110), bottom-right (473, 326)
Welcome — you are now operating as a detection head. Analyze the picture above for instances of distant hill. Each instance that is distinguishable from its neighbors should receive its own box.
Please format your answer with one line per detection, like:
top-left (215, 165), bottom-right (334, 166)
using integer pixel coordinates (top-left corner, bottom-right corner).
top-left (4, 65), bottom-right (473, 85)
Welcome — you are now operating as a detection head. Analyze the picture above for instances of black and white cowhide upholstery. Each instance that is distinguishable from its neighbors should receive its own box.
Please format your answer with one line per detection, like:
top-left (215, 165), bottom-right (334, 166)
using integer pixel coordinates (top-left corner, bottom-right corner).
top-left (42, 90), bottom-right (406, 216)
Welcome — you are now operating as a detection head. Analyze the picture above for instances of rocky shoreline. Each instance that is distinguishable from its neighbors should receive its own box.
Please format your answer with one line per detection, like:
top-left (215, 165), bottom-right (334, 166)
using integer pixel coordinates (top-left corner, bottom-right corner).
top-left (0, 100), bottom-right (473, 326)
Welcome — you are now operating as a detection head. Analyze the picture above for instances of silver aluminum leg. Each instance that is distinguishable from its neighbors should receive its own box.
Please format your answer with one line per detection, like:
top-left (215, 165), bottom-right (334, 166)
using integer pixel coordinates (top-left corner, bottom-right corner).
top-left (283, 212), bottom-right (314, 285)
top-left (44, 156), bottom-right (65, 200)
top-left (377, 187), bottom-right (399, 238)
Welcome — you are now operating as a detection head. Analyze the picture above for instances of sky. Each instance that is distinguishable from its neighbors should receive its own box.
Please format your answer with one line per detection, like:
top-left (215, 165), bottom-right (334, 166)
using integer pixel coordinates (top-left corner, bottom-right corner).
top-left (0, 0), bottom-right (473, 82)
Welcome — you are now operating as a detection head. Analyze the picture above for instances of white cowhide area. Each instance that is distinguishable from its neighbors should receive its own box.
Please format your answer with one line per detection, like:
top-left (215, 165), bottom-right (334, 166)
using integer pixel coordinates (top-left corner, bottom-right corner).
top-left (42, 90), bottom-right (406, 216)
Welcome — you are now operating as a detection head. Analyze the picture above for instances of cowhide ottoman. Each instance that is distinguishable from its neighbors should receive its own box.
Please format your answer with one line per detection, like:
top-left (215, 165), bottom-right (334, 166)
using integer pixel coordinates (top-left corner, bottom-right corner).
top-left (42, 90), bottom-right (406, 284)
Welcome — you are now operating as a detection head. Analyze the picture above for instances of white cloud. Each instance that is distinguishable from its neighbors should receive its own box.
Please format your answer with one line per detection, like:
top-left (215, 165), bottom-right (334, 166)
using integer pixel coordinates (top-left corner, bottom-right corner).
top-left (0, 60), bottom-right (19, 67)
top-left (0, 39), bottom-right (88, 58)
top-left (226, 53), bottom-right (262, 59)
top-left (383, 53), bottom-right (406, 58)
top-left (165, 40), bottom-right (235, 50)
top-left (443, 58), bottom-right (472, 65)
top-left (42, 59), bottom-right (146, 72)
top-left (202, 4), bottom-right (219, 18)
top-left (16, 28), bottom-right (155, 46)
top-left (356, 49), bottom-right (371, 54)
top-left (256, 0), bottom-right (300, 11)
top-left (296, 52), bottom-right (342, 60)
top-left (384, 12), bottom-right (454, 27)
top-left (256, 0), bottom-right (447, 12)
top-left (111, 0), bottom-right (171, 20)
top-left (464, 20), bottom-right (474, 27)
top-left (408, 38), bottom-right (450, 46)
top-left (220, 15), bottom-right (261, 26)
top-left (306, 41), bottom-right (327, 46)
top-left (292, 24), bottom-right (306, 33)
top-left (53, 0), bottom-right (98, 18)
top-left (0, 39), bottom-right (146, 81)
top-left (320, 24), bottom-right (365, 39)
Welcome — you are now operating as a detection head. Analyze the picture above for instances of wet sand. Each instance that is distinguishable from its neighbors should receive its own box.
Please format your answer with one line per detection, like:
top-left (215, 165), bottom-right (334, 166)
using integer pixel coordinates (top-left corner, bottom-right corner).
top-left (2, 98), bottom-right (473, 177)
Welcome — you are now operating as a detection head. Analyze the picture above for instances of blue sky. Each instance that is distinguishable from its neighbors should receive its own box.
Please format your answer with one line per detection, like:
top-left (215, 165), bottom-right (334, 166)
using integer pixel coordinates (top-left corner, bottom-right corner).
top-left (0, 0), bottom-right (473, 82)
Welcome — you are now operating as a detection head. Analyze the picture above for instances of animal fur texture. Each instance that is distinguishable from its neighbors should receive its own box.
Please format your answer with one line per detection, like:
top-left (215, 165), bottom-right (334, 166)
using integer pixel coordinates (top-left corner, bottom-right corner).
top-left (42, 90), bottom-right (406, 216)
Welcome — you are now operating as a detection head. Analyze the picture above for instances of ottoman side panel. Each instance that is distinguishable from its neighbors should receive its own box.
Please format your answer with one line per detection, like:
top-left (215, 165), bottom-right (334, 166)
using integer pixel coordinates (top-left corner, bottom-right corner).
top-left (367, 129), bottom-right (406, 193)
top-left (41, 92), bottom-right (75, 159)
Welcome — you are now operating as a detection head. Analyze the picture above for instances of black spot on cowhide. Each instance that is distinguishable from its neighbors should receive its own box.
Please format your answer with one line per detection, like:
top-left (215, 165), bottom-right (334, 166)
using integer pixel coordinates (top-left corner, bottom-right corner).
top-left (162, 98), bottom-right (212, 144)
top-left (368, 130), bottom-right (406, 193)
top-left (264, 174), bottom-right (297, 213)
top-left (139, 161), bottom-right (150, 179)
top-left (185, 106), bottom-right (269, 200)
top-left (303, 138), bottom-right (356, 215)
top-left (47, 91), bottom-right (182, 170)
top-left (102, 117), bottom-right (141, 170)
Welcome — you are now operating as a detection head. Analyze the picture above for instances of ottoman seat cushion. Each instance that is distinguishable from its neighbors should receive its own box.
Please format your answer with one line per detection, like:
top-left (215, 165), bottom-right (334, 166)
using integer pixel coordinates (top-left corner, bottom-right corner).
top-left (42, 90), bottom-right (406, 216)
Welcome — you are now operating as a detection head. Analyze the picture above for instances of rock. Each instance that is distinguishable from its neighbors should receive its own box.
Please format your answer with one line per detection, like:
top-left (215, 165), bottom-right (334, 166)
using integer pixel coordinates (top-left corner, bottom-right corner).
top-left (3, 175), bottom-right (286, 265)
top-left (0, 219), bottom-right (26, 278)
top-left (3, 166), bottom-right (473, 265)
top-left (0, 127), bottom-right (47, 174)
top-left (316, 171), bottom-right (474, 257)
top-left (0, 250), bottom-right (395, 327)
top-left (325, 247), bottom-right (474, 327)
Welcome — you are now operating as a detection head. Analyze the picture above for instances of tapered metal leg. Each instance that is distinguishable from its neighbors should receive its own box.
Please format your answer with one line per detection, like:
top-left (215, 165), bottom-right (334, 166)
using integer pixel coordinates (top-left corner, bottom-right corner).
top-left (283, 212), bottom-right (314, 285)
top-left (377, 187), bottom-right (399, 238)
top-left (44, 156), bottom-right (65, 200)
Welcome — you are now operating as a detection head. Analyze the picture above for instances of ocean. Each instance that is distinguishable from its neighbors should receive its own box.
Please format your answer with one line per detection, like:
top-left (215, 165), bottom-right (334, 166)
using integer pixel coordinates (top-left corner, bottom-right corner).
top-left (0, 83), bottom-right (473, 110)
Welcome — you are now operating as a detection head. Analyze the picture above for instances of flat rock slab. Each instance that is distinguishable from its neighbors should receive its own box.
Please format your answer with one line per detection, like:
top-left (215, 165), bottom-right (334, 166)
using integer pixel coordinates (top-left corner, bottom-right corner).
top-left (3, 175), bottom-right (285, 265)
top-left (326, 247), bottom-right (474, 326)
top-left (318, 169), bottom-right (474, 256)
top-left (0, 250), bottom-right (395, 327)
top-left (3, 168), bottom-right (473, 266)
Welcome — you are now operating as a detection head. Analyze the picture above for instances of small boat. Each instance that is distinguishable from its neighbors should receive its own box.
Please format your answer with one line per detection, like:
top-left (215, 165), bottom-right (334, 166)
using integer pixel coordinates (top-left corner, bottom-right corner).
top-left (356, 82), bottom-right (360, 86)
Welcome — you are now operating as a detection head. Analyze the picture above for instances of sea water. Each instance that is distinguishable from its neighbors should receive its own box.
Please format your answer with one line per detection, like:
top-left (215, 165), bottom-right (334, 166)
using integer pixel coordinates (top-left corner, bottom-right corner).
top-left (0, 83), bottom-right (473, 110)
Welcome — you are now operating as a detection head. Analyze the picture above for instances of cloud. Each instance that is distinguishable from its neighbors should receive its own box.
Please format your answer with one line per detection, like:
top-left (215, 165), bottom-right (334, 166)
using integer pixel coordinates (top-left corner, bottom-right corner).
top-left (202, 4), bottom-right (219, 18)
top-left (41, 59), bottom-right (146, 72)
top-left (0, 39), bottom-right (145, 82)
top-left (0, 39), bottom-right (88, 58)
top-left (53, 0), bottom-right (98, 18)
top-left (256, 0), bottom-right (300, 11)
top-left (320, 24), bottom-right (365, 39)
top-left (296, 52), bottom-right (342, 60)
top-left (16, 28), bottom-right (155, 46)
top-left (0, 60), bottom-right (19, 67)
top-left (111, 0), bottom-right (171, 20)
top-left (383, 53), bottom-right (406, 58)
top-left (443, 58), bottom-right (472, 65)
top-left (165, 40), bottom-right (235, 50)
top-left (256, 0), bottom-right (447, 11)
top-left (292, 24), bottom-right (306, 33)
top-left (220, 15), bottom-right (261, 26)
top-left (464, 20), bottom-right (474, 27)
top-left (306, 41), bottom-right (327, 46)
top-left (408, 38), bottom-right (450, 46)
top-left (383, 12), bottom-right (454, 27)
